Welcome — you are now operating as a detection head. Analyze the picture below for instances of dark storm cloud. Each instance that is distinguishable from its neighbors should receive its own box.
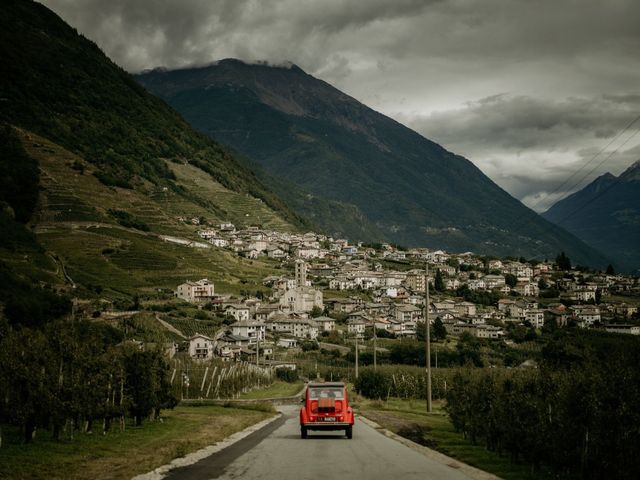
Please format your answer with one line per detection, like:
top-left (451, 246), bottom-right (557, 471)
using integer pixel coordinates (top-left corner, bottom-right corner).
top-left (43, 0), bottom-right (441, 72)
top-left (404, 94), bottom-right (640, 151)
top-left (41, 0), bottom-right (640, 209)
top-left (400, 94), bottom-right (640, 211)
top-left (43, 0), bottom-right (640, 75)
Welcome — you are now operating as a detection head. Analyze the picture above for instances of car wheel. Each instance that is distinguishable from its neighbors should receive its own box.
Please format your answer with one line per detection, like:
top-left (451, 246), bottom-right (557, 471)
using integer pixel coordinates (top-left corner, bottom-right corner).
top-left (346, 425), bottom-right (353, 439)
top-left (301, 426), bottom-right (308, 439)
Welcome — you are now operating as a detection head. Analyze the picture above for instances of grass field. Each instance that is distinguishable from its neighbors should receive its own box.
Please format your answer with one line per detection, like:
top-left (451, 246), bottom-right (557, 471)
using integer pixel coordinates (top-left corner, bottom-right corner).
top-left (17, 131), bottom-right (291, 300)
top-left (239, 381), bottom-right (304, 400)
top-left (36, 226), bottom-right (281, 298)
top-left (0, 405), bottom-right (274, 480)
top-left (357, 397), bottom-right (557, 480)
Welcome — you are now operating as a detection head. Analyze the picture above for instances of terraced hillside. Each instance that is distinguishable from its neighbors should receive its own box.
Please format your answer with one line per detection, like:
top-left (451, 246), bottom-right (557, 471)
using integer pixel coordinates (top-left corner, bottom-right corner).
top-left (0, 0), bottom-right (299, 305)
top-left (137, 59), bottom-right (611, 268)
top-left (14, 131), bottom-right (285, 299)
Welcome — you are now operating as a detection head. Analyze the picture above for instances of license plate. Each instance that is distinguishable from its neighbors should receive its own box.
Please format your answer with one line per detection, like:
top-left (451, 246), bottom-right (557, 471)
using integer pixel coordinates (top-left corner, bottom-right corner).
top-left (323, 417), bottom-right (336, 422)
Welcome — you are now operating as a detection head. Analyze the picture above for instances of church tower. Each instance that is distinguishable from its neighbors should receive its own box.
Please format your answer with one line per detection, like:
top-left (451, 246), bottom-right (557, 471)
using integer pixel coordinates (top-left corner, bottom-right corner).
top-left (295, 259), bottom-right (307, 287)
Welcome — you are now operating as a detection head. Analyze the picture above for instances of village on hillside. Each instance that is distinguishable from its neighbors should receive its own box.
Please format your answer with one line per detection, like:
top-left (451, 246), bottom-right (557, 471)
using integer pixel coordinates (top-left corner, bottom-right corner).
top-left (166, 222), bottom-right (640, 363)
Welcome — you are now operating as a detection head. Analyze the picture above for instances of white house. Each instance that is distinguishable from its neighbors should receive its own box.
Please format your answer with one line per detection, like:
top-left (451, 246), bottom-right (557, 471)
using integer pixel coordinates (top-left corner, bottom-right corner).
top-left (329, 276), bottom-right (355, 290)
top-left (394, 304), bottom-right (422, 323)
top-left (225, 304), bottom-right (251, 322)
top-left (176, 279), bottom-right (215, 303)
top-left (347, 318), bottom-right (367, 335)
top-left (525, 309), bottom-right (545, 329)
top-left (291, 320), bottom-right (319, 339)
top-left (605, 324), bottom-right (640, 335)
top-left (515, 282), bottom-right (539, 297)
top-left (455, 301), bottom-right (477, 316)
top-left (188, 334), bottom-right (215, 359)
top-left (267, 247), bottom-right (287, 259)
top-left (277, 338), bottom-right (298, 348)
top-left (574, 306), bottom-right (601, 326)
top-left (476, 325), bottom-right (505, 339)
top-left (483, 274), bottom-right (506, 289)
top-left (231, 321), bottom-right (265, 344)
top-left (208, 237), bottom-right (228, 248)
top-left (314, 316), bottom-right (336, 332)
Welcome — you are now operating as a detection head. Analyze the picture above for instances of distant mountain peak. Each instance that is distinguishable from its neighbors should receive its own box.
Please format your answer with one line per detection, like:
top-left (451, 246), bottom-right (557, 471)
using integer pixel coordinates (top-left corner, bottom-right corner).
top-left (136, 63), bottom-right (611, 268)
top-left (137, 59), bottom-right (304, 78)
top-left (543, 159), bottom-right (640, 272)
top-left (592, 172), bottom-right (617, 190)
top-left (620, 159), bottom-right (640, 182)
top-left (594, 172), bottom-right (616, 183)
top-left (218, 58), bottom-right (301, 71)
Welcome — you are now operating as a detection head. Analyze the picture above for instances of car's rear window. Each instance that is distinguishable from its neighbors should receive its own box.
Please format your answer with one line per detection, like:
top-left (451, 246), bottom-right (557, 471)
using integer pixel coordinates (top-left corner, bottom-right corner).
top-left (309, 387), bottom-right (345, 399)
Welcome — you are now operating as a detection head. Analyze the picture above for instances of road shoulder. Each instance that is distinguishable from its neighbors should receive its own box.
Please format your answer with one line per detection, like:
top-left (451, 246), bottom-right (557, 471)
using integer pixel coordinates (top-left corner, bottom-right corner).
top-left (132, 413), bottom-right (282, 480)
top-left (358, 414), bottom-right (501, 480)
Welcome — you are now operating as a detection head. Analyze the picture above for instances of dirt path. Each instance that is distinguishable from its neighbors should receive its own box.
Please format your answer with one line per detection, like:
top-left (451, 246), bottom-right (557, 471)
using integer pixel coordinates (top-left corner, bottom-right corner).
top-left (156, 315), bottom-right (187, 339)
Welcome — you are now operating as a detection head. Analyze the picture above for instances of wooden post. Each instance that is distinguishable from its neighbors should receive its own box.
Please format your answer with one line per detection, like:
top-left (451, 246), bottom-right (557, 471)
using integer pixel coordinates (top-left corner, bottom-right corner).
top-left (373, 326), bottom-right (377, 370)
top-left (206, 366), bottom-right (217, 398)
top-left (425, 262), bottom-right (432, 413)
top-left (355, 334), bottom-right (359, 379)
top-left (200, 366), bottom-right (209, 397)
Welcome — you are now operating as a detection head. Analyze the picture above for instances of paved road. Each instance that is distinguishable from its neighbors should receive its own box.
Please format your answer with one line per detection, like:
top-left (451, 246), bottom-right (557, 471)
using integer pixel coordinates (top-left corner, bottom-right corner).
top-left (163, 406), bottom-right (473, 480)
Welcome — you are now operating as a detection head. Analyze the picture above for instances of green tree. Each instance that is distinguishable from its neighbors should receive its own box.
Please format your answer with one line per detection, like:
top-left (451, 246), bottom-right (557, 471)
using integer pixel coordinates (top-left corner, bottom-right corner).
top-left (354, 369), bottom-right (390, 399)
top-left (434, 269), bottom-right (445, 292)
top-left (505, 273), bottom-right (517, 288)
top-left (122, 347), bottom-right (173, 426)
top-left (432, 317), bottom-right (447, 341)
top-left (605, 264), bottom-right (615, 275)
top-left (555, 251), bottom-right (572, 271)
top-left (0, 328), bottom-right (53, 443)
top-left (0, 125), bottom-right (40, 223)
top-left (456, 333), bottom-right (484, 366)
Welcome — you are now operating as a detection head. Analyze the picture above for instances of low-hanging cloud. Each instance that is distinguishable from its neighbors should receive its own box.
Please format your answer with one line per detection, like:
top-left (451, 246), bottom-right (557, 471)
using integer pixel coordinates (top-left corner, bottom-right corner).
top-left (400, 94), bottom-right (640, 211)
top-left (41, 0), bottom-right (640, 211)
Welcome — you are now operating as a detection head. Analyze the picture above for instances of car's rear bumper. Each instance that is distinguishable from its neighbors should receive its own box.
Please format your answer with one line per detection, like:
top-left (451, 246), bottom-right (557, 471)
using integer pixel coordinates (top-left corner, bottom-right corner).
top-left (302, 422), bottom-right (352, 431)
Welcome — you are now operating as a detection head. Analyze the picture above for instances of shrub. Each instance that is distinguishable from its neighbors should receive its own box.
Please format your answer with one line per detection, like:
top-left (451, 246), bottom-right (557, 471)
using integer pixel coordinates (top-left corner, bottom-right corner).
top-left (276, 368), bottom-right (298, 383)
top-left (354, 369), bottom-right (390, 400)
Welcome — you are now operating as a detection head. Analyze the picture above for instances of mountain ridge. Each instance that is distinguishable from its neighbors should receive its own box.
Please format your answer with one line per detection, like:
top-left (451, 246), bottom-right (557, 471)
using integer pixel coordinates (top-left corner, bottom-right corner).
top-left (543, 161), bottom-right (640, 273)
top-left (136, 59), bottom-right (610, 267)
top-left (0, 0), bottom-right (302, 300)
top-left (0, 3), bottom-right (306, 230)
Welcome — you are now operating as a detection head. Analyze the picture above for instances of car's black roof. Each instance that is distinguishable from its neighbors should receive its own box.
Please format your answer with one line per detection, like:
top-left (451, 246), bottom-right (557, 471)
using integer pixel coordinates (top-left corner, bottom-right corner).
top-left (308, 382), bottom-right (345, 388)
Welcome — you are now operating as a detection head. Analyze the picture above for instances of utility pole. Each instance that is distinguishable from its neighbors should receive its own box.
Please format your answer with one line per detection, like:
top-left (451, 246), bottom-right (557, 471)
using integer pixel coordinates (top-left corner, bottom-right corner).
top-left (373, 325), bottom-right (377, 370)
top-left (355, 333), bottom-right (359, 379)
top-left (425, 262), bottom-right (432, 413)
top-left (256, 333), bottom-right (260, 367)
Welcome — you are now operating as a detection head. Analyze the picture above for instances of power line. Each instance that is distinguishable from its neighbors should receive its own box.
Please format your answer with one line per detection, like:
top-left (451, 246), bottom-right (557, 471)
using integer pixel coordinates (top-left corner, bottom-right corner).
top-left (500, 113), bottom-right (640, 263)
top-left (519, 125), bottom-right (640, 263)
top-left (547, 118), bottom-right (640, 213)
top-left (544, 125), bottom-right (640, 225)
top-left (526, 113), bottom-right (640, 214)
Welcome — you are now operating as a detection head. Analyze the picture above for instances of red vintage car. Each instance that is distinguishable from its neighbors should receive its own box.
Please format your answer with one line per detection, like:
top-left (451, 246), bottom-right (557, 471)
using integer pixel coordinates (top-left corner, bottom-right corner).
top-left (299, 382), bottom-right (354, 439)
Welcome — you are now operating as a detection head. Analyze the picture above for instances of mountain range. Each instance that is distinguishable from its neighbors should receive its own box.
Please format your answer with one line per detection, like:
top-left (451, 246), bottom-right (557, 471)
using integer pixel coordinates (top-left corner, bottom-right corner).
top-left (0, 0), bottom-right (613, 295)
top-left (0, 0), bottom-right (301, 300)
top-left (543, 161), bottom-right (640, 273)
top-left (136, 59), bottom-right (609, 267)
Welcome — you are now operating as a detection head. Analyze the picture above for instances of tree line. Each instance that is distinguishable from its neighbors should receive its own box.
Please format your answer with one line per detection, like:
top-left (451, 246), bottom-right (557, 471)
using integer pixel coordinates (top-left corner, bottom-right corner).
top-left (0, 279), bottom-right (176, 445)
top-left (445, 331), bottom-right (640, 479)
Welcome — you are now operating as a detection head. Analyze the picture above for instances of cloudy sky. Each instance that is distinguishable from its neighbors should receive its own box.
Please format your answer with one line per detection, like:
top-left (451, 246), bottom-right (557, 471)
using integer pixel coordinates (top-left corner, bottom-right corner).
top-left (42, 0), bottom-right (640, 211)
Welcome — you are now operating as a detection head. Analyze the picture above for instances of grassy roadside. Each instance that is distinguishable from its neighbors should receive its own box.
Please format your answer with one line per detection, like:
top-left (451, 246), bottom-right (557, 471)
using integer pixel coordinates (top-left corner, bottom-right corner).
top-left (356, 397), bottom-right (555, 480)
top-left (239, 381), bottom-right (304, 400)
top-left (0, 405), bottom-right (275, 480)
